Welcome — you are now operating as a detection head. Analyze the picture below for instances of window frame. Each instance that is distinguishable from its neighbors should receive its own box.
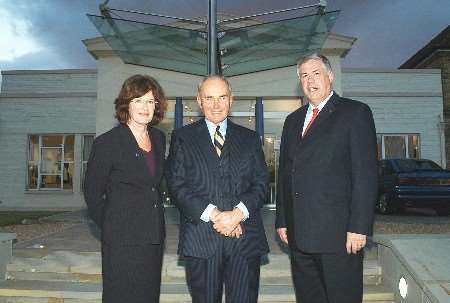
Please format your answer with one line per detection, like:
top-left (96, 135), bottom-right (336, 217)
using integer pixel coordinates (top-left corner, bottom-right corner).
top-left (81, 134), bottom-right (95, 191)
top-left (377, 133), bottom-right (420, 160)
top-left (27, 134), bottom-right (75, 192)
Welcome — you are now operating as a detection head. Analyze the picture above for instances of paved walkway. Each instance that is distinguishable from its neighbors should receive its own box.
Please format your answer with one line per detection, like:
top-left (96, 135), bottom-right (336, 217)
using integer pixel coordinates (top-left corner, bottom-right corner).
top-left (14, 208), bottom-right (288, 254)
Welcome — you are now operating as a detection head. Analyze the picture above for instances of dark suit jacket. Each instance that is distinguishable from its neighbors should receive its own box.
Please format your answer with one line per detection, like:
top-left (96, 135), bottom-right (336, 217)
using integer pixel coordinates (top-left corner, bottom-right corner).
top-left (166, 119), bottom-right (270, 258)
top-left (275, 93), bottom-right (378, 253)
top-left (84, 124), bottom-right (166, 245)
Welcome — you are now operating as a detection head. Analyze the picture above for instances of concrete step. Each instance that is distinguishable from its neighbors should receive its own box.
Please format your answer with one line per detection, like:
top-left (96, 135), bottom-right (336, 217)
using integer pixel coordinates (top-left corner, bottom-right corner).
top-left (7, 252), bottom-right (383, 285)
top-left (6, 274), bottom-right (384, 293)
top-left (11, 245), bottom-right (379, 260)
top-left (0, 280), bottom-right (394, 302)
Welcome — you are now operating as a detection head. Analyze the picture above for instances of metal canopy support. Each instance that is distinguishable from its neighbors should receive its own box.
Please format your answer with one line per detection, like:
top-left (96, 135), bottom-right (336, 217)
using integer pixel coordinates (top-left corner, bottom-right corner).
top-left (109, 7), bottom-right (204, 25)
top-left (207, 0), bottom-right (218, 75)
top-left (99, 1), bottom-right (139, 63)
top-left (300, 2), bottom-right (327, 54)
top-left (221, 1), bottom-right (326, 24)
top-left (174, 97), bottom-right (184, 129)
top-left (255, 97), bottom-right (264, 142)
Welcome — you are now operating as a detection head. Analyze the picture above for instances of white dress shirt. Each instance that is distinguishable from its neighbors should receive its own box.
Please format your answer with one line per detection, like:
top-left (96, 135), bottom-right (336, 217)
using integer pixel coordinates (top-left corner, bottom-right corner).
top-left (200, 118), bottom-right (250, 222)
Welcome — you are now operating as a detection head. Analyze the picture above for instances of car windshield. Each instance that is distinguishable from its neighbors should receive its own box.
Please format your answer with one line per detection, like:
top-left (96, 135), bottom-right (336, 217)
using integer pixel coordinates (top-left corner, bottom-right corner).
top-left (395, 159), bottom-right (441, 172)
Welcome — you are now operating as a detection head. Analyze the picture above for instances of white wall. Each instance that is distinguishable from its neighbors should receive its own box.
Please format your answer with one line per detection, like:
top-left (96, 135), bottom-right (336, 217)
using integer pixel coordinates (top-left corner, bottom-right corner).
top-left (95, 54), bottom-right (343, 136)
top-left (342, 69), bottom-right (444, 166)
top-left (0, 67), bottom-right (445, 209)
top-left (1, 69), bottom-right (97, 94)
top-left (0, 70), bottom-right (97, 210)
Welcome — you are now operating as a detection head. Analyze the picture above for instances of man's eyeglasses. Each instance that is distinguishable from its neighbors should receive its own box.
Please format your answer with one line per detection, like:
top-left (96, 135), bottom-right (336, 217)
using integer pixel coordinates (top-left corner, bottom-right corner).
top-left (202, 95), bottom-right (230, 104)
top-left (132, 98), bottom-right (158, 106)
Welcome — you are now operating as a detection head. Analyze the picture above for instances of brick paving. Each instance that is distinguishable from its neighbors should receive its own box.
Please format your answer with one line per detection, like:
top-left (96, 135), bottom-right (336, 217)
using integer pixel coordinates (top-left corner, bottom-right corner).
top-left (2, 208), bottom-right (450, 254)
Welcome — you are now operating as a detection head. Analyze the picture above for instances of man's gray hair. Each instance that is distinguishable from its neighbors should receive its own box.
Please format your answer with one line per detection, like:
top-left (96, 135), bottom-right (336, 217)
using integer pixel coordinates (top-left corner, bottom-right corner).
top-left (197, 75), bottom-right (232, 96)
top-left (296, 53), bottom-right (333, 76)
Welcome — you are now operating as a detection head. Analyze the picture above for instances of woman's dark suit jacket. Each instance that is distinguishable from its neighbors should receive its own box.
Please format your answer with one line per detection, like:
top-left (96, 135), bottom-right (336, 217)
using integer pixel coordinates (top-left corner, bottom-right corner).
top-left (84, 124), bottom-right (166, 245)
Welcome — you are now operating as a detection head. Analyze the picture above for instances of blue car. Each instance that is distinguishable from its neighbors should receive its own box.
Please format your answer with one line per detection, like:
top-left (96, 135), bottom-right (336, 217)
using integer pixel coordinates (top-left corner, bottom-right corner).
top-left (377, 159), bottom-right (450, 215)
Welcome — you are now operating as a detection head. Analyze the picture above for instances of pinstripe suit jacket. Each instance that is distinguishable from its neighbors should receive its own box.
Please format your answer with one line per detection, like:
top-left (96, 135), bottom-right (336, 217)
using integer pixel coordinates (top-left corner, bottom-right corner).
top-left (166, 119), bottom-right (270, 258)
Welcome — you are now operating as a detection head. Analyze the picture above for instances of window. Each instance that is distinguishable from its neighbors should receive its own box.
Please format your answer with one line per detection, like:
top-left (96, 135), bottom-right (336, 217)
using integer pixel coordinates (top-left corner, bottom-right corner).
top-left (27, 135), bottom-right (74, 191)
top-left (81, 135), bottom-right (95, 189)
top-left (377, 134), bottom-right (420, 159)
top-left (263, 134), bottom-right (279, 206)
top-left (394, 159), bottom-right (441, 172)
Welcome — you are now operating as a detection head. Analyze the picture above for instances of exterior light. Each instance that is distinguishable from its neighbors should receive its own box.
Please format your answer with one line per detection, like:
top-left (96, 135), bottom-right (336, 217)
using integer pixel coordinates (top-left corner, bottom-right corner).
top-left (398, 276), bottom-right (408, 299)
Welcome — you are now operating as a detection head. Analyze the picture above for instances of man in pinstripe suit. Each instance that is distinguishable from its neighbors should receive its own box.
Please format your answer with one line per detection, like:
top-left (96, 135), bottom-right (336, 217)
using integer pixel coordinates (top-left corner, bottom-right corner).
top-left (166, 75), bottom-right (270, 303)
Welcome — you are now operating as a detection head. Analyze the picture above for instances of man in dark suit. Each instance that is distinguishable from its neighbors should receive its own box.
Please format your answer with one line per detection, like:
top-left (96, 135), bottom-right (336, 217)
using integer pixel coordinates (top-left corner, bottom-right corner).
top-left (276, 54), bottom-right (378, 303)
top-left (166, 75), bottom-right (269, 303)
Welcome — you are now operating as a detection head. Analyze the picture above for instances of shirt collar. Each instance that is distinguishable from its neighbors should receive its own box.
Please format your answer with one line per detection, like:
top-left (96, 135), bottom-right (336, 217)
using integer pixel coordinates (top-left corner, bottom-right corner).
top-left (205, 118), bottom-right (228, 140)
top-left (308, 91), bottom-right (334, 112)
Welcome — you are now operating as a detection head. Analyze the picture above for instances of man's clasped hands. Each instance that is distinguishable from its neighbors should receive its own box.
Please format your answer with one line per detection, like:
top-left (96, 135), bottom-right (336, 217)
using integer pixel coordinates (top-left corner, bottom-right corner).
top-left (210, 208), bottom-right (245, 238)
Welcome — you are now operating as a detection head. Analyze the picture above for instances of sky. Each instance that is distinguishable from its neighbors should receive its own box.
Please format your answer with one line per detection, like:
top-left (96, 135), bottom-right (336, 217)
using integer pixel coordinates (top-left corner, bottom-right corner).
top-left (0, 0), bottom-right (449, 75)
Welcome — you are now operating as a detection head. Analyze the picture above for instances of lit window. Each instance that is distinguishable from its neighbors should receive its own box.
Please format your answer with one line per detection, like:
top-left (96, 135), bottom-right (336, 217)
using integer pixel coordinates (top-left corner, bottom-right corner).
top-left (27, 135), bottom-right (74, 191)
top-left (376, 134), bottom-right (420, 159)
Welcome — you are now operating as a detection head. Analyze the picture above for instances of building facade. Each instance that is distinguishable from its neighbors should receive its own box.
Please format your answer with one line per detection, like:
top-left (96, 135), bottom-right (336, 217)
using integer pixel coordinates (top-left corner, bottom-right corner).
top-left (0, 33), bottom-right (445, 210)
top-left (0, 70), bottom-right (97, 209)
top-left (400, 25), bottom-right (450, 167)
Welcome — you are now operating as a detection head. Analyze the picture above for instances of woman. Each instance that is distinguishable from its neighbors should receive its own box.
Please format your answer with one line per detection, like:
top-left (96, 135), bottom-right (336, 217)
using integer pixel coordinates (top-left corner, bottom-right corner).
top-left (84, 74), bottom-right (167, 303)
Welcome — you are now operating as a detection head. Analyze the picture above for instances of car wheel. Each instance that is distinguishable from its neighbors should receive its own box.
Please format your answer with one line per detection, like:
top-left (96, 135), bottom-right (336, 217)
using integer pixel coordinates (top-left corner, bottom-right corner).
top-left (377, 193), bottom-right (393, 214)
top-left (435, 207), bottom-right (450, 216)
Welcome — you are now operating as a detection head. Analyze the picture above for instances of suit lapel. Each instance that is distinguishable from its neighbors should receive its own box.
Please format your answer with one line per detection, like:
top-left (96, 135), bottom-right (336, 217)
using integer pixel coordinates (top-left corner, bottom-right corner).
top-left (221, 119), bottom-right (238, 161)
top-left (292, 106), bottom-right (308, 145)
top-left (194, 119), bottom-right (220, 165)
top-left (148, 127), bottom-right (163, 182)
top-left (300, 93), bottom-right (339, 142)
top-left (119, 124), bottom-right (153, 183)
top-left (222, 120), bottom-right (250, 181)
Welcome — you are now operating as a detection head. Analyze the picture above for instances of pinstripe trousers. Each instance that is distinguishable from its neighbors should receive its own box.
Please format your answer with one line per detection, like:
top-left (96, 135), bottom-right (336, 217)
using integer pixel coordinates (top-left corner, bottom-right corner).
top-left (185, 237), bottom-right (261, 303)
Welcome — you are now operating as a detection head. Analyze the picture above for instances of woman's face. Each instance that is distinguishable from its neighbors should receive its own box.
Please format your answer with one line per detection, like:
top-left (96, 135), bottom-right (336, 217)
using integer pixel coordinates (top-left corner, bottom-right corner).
top-left (127, 90), bottom-right (156, 126)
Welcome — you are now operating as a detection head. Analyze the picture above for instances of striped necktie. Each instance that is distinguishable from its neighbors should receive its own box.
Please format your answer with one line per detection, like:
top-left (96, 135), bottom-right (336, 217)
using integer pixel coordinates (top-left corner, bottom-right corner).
top-left (214, 125), bottom-right (225, 157)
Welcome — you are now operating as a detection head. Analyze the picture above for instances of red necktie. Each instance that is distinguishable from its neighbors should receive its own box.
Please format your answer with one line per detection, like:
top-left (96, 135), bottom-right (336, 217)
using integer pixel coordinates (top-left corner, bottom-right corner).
top-left (303, 108), bottom-right (319, 137)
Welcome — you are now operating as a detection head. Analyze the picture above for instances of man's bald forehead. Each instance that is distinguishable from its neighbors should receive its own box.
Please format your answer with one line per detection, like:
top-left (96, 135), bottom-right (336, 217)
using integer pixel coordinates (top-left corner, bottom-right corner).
top-left (198, 75), bottom-right (232, 95)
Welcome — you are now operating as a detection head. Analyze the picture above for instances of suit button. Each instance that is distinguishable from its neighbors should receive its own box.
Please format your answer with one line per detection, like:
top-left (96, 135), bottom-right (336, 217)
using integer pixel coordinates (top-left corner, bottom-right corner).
top-left (153, 203), bottom-right (158, 208)
top-left (151, 187), bottom-right (156, 192)
top-left (295, 192), bottom-right (300, 197)
top-left (291, 168), bottom-right (296, 173)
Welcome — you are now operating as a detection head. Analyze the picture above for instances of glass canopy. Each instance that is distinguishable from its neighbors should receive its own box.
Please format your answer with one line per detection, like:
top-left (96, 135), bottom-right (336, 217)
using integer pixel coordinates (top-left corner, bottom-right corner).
top-left (88, 10), bottom-right (339, 76)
